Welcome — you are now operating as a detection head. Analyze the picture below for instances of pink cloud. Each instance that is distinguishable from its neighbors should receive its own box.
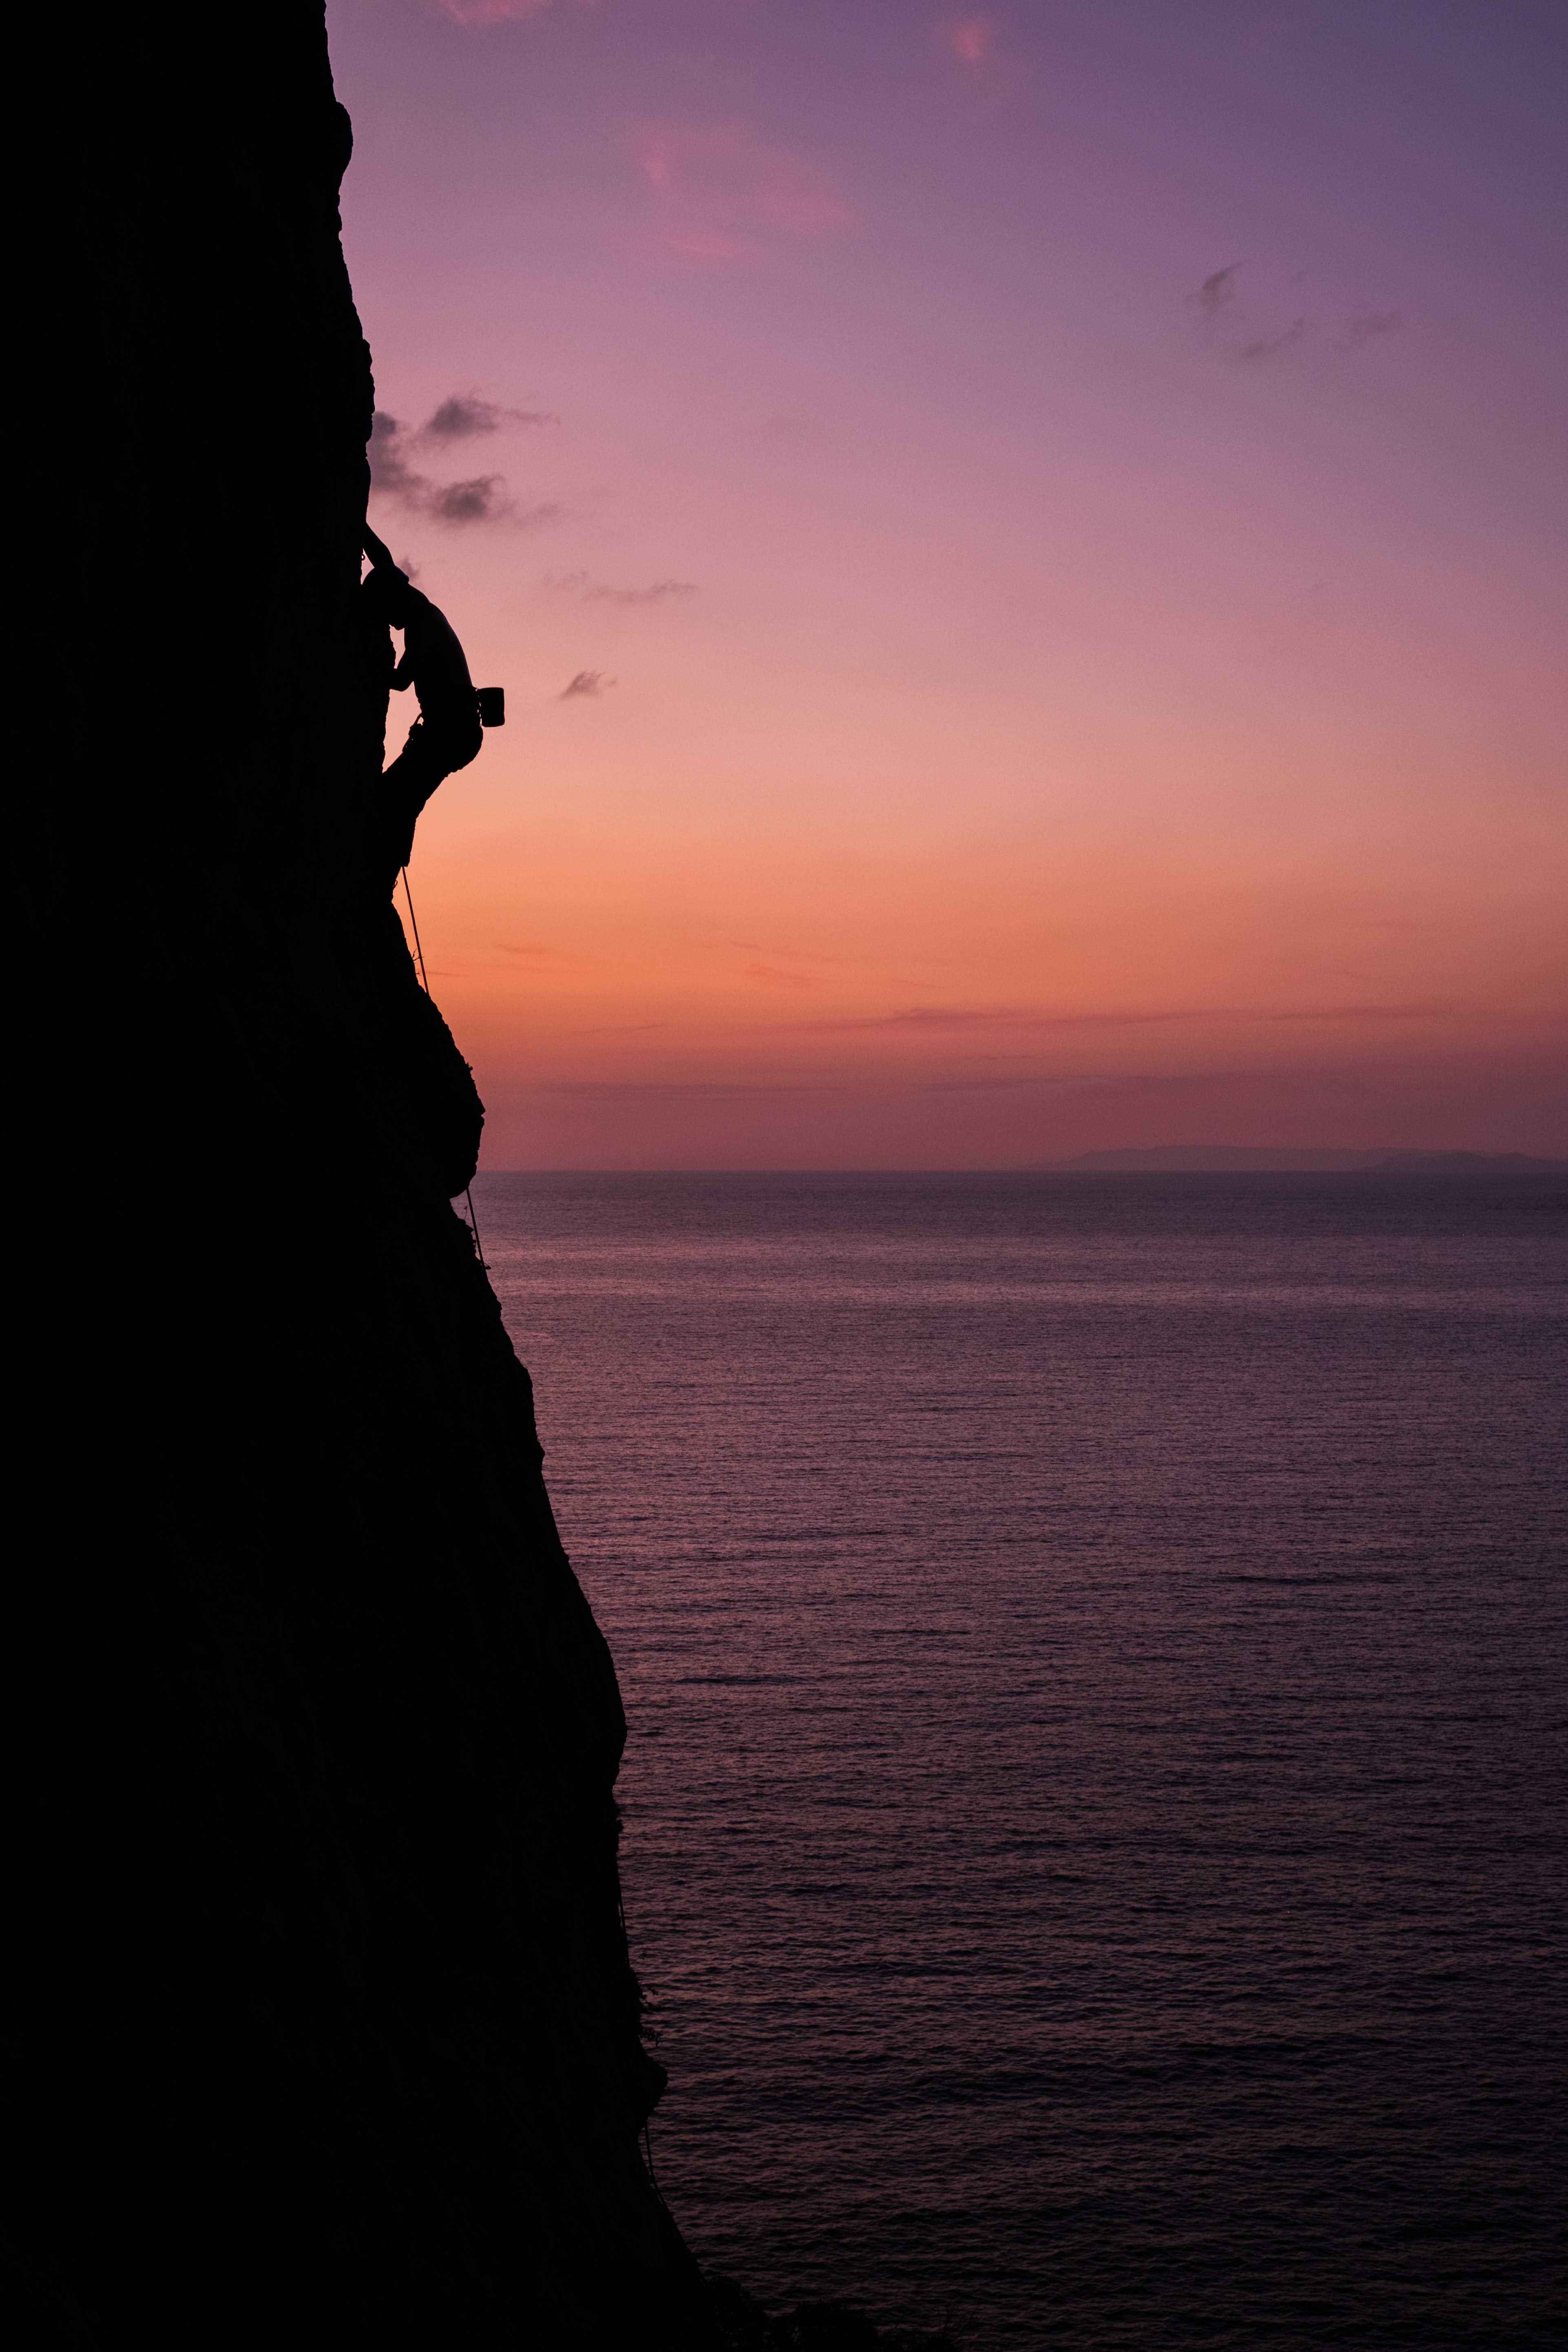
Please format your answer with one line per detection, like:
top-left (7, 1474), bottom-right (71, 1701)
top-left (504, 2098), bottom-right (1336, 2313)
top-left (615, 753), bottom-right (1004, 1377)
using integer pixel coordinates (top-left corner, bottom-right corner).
top-left (659, 226), bottom-right (757, 264)
top-left (942, 16), bottom-right (993, 67)
top-left (637, 122), bottom-right (851, 266)
top-left (639, 133), bottom-right (682, 195)
top-left (436, 0), bottom-right (596, 22)
top-left (754, 156), bottom-right (853, 233)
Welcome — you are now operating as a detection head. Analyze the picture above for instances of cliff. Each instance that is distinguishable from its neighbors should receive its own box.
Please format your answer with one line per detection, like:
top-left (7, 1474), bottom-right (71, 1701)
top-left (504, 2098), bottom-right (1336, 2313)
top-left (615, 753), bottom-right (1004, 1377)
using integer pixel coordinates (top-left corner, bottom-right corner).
top-left (7, 7), bottom-right (677, 2341)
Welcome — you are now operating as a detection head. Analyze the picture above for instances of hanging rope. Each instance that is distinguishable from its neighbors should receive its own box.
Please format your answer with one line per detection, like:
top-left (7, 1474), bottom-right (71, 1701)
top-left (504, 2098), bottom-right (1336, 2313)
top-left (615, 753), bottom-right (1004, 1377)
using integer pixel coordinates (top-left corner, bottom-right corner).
top-left (400, 863), bottom-right (489, 1272)
top-left (400, 863), bottom-right (431, 993)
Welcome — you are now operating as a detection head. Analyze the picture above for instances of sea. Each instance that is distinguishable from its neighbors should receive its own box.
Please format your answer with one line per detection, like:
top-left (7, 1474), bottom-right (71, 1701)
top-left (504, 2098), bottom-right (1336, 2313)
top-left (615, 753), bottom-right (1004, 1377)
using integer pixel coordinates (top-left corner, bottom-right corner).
top-left (473, 1170), bottom-right (1566, 2350)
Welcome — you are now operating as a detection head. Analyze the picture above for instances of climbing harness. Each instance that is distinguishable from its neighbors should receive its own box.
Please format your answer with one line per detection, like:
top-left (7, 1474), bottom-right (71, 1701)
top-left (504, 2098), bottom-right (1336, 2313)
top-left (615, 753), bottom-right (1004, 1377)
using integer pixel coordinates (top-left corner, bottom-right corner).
top-left (400, 863), bottom-right (489, 1272)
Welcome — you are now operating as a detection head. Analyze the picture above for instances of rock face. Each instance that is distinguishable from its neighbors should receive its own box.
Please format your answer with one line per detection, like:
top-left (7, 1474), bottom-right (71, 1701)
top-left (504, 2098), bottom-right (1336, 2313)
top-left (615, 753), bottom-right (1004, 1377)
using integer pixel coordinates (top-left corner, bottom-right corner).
top-left (9, 7), bottom-right (677, 2342)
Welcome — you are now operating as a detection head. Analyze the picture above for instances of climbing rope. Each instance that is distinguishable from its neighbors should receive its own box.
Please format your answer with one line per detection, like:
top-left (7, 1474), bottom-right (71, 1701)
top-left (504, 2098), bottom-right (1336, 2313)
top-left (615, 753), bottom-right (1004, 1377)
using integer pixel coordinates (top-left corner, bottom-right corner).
top-left (400, 863), bottom-right (489, 1272)
top-left (400, 863), bottom-right (431, 993)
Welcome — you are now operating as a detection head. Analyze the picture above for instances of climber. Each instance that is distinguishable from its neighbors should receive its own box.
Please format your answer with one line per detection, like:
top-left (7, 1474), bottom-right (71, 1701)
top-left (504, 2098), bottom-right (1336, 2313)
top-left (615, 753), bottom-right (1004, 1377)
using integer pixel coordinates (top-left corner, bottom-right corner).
top-left (362, 525), bottom-right (500, 888)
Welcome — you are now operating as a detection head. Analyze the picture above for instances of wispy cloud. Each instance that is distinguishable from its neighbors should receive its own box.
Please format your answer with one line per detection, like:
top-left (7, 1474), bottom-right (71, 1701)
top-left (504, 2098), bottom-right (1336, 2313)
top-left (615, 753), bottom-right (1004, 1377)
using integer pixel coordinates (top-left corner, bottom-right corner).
top-left (1342, 310), bottom-right (1402, 350)
top-left (1235, 320), bottom-right (1306, 364)
top-left (495, 943), bottom-right (590, 968)
top-left (436, 0), bottom-right (593, 24)
top-left (1190, 266), bottom-right (1402, 367)
top-left (638, 121), bottom-right (852, 266)
top-left (792, 1003), bottom-right (1153, 1035)
top-left (938, 13), bottom-right (1014, 102)
top-left (436, 476), bottom-right (514, 523)
top-left (422, 392), bottom-right (557, 438)
top-left (369, 397), bottom-right (561, 527)
top-left (1187, 262), bottom-right (1303, 365)
top-left (560, 668), bottom-right (615, 699)
top-left (792, 1000), bottom-right (1464, 1035)
top-left (531, 1079), bottom-right (839, 1098)
top-left (942, 17), bottom-right (993, 68)
top-left (1190, 263), bottom-right (1243, 324)
top-left (734, 963), bottom-right (825, 992)
top-left (869, 1004), bottom-right (1040, 1028)
top-left (545, 569), bottom-right (696, 606)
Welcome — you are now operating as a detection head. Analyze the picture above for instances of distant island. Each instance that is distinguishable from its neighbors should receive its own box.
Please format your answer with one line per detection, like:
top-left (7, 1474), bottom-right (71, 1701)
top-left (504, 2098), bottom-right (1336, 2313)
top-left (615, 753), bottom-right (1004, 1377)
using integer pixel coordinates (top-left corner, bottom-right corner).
top-left (1056, 1146), bottom-right (1568, 1173)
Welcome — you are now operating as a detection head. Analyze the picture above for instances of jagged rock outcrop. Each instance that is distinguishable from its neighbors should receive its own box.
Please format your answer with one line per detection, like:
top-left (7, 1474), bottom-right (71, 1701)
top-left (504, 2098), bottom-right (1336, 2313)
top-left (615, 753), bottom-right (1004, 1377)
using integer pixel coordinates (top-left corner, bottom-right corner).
top-left (7, 7), bottom-right (678, 2342)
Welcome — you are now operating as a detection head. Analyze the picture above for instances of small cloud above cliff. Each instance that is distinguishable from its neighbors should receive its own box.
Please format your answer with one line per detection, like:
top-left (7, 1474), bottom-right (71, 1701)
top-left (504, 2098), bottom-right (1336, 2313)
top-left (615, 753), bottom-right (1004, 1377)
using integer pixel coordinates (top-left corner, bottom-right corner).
top-left (369, 396), bottom-right (560, 527)
top-left (422, 392), bottom-right (558, 438)
top-left (425, 474), bottom-right (512, 524)
top-left (560, 669), bottom-right (615, 699)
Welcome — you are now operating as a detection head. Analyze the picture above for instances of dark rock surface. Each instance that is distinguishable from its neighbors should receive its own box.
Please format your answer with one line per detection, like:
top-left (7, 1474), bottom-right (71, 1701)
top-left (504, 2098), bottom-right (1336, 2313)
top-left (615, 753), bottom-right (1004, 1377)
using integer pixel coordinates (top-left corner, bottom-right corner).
top-left (8, 6), bottom-right (680, 2342)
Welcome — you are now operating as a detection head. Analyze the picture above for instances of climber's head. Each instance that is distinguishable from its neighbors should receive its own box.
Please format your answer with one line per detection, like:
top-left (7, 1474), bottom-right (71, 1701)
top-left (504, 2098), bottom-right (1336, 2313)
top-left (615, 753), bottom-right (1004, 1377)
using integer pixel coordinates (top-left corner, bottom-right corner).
top-left (362, 560), bottom-right (415, 627)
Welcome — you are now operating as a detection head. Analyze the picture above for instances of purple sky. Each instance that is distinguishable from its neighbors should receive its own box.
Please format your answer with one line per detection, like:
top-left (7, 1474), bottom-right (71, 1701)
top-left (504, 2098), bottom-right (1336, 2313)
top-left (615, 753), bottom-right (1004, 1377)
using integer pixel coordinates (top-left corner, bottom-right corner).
top-left (325, 0), bottom-right (1567, 1165)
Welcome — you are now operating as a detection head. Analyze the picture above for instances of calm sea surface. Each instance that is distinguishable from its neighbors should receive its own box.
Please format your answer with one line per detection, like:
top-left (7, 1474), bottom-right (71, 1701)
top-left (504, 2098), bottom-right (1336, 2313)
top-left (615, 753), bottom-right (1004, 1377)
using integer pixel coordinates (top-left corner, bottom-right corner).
top-left (474, 1172), bottom-right (1566, 2349)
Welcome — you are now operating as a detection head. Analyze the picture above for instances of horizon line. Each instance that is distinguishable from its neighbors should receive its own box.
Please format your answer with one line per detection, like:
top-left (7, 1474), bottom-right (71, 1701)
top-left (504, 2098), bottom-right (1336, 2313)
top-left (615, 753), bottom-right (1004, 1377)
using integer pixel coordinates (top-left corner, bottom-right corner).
top-left (468, 1149), bottom-right (1568, 1177)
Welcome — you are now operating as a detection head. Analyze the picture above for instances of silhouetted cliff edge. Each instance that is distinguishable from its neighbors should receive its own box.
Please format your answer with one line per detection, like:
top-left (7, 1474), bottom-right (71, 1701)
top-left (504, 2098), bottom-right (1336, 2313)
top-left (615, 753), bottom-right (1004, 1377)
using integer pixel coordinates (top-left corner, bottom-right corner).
top-left (8, 8), bottom-right (679, 2342)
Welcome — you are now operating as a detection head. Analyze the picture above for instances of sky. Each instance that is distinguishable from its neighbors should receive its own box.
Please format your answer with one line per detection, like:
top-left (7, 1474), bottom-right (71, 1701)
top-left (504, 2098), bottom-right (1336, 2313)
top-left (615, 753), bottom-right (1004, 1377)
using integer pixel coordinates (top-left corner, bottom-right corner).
top-left (324, 0), bottom-right (1566, 1168)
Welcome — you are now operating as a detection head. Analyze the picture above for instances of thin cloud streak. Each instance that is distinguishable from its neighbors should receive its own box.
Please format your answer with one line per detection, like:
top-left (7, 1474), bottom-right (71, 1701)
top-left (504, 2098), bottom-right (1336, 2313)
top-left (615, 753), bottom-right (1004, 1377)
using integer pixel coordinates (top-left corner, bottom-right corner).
top-left (530, 1080), bottom-right (841, 1097)
top-left (733, 963), bottom-right (824, 991)
top-left (1343, 310), bottom-right (1402, 349)
top-left (789, 1001), bottom-right (1469, 1034)
top-left (495, 943), bottom-right (592, 968)
top-left (1236, 321), bottom-right (1306, 364)
top-left (545, 569), bottom-right (696, 605)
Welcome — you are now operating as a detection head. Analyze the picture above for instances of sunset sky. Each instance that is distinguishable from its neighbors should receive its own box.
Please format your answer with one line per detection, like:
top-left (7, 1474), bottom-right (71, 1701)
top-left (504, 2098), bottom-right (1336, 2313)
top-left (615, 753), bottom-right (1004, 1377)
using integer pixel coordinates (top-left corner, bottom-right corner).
top-left (325, 0), bottom-right (1566, 1167)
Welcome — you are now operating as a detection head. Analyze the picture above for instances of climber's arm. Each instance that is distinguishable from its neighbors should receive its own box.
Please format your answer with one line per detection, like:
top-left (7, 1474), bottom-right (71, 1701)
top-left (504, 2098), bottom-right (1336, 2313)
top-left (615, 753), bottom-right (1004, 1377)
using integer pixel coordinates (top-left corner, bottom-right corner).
top-left (403, 600), bottom-right (484, 768)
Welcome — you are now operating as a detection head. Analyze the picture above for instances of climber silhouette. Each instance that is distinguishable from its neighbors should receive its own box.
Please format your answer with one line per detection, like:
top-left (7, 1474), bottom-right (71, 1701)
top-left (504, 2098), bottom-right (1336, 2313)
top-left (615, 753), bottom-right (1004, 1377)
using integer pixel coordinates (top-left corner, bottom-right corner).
top-left (363, 526), bottom-right (498, 889)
